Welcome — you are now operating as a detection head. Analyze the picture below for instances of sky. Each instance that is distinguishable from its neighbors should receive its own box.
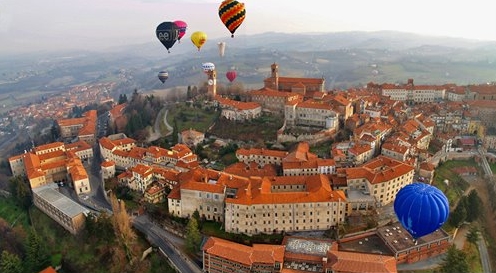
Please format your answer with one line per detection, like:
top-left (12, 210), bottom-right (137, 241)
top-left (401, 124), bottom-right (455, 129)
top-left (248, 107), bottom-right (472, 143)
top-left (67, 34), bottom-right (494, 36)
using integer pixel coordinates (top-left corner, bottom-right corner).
top-left (1, 0), bottom-right (496, 54)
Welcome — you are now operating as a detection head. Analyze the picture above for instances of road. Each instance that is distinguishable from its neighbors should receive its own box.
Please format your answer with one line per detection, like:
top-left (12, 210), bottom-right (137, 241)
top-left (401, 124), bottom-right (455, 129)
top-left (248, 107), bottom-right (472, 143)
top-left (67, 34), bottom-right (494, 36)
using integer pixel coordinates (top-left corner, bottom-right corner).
top-left (475, 146), bottom-right (493, 273)
top-left (132, 215), bottom-right (203, 273)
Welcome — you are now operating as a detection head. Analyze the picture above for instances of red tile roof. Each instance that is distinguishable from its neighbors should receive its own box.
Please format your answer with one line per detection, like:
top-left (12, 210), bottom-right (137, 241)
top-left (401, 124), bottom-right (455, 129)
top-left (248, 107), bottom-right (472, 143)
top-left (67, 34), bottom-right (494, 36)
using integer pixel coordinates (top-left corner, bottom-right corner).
top-left (203, 236), bottom-right (285, 265)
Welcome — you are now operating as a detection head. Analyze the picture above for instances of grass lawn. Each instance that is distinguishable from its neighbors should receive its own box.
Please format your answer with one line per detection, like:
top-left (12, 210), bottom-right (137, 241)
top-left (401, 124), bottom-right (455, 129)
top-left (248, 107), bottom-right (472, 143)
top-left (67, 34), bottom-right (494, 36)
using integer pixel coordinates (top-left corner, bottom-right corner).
top-left (431, 159), bottom-right (476, 205)
top-left (0, 196), bottom-right (30, 228)
top-left (166, 103), bottom-right (219, 133)
top-left (464, 241), bottom-right (483, 273)
top-left (489, 162), bottom-right (496, 174)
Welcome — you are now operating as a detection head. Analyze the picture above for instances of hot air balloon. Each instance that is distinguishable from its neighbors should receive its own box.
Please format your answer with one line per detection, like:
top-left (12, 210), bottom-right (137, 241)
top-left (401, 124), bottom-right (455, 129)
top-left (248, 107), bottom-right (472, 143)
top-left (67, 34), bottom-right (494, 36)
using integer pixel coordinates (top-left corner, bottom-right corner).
top-left (174, 20), bottom-right (188, 42)
top-left (158, 71), bottom-right (169, 83)
top-left (218, 0), bottom-right (246, 38)
top-left (218, 42), bottom-right (226, 57)
top-left (226, 70), bottom-right (237, 82)
top-left (202, 62), bottom-right (215, 73)
top-left (394, 182), bottom-right (449, 240)
top-left (156, 21), bottom-right (179, 53)
top-left (191, 31), bottom-right (207, 51)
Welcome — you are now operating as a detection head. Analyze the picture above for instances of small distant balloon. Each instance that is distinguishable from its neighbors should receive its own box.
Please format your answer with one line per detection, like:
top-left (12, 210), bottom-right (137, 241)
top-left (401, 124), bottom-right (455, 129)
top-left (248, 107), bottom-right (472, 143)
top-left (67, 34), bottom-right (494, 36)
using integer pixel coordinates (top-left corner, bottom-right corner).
top-left (219, 0), bottom-right (246, 38)
top-left (174, 20), bottom-right (188, 42)
top-left (191, 31), bottom-right (208, 51)
top-left (202, 62), bottom-right (215, 73)
top-left (218, 42), bottom-right (226, 57)
top-left (158, 71), bottom-right (169, 83)
top-left (394, 182), bottom-right (449, 239)
top-left (226, 70), bottom-right (236, 82)
top-left (156, 21), bottom-right (179, 53)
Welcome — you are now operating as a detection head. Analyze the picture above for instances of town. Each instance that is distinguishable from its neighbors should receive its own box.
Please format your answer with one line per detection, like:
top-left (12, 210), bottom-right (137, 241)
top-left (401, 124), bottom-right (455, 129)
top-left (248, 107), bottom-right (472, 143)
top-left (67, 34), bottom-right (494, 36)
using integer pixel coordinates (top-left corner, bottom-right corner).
top-left (4, 62), bottom-right (496, 273)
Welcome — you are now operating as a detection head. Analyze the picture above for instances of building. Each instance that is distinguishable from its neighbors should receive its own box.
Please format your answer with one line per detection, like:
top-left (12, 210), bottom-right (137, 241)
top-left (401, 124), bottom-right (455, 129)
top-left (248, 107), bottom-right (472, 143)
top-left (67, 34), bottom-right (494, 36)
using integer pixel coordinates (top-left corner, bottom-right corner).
top-left (343, 155), bottom-right (415, 207)
top-left (101, 159), bottom-right (116, 179)
top-left (381, 79), bottom-right (446, 105)
top-left (251, 87), bottom-right (303, 114)
top-left (32, 184), bottom-right (89, 234)
top-left (215, 95), bottom-right (262, 121)
top-left (202, 236), bottom-right (398, 273)
top-left (99, 135), bottom-right (198, 170)
top-left (284, 99), bottom-right (339, 130)
top-left (224, 174), bottom-right (347, 235)
top-left (236, 147), bottom-right (288, 167)
top-left (167, 168), bottom-right (243, 221)
top-left (340, 223), bottom-right (451, 265)
top-left (264, 63), bottom-right (325, 97)
top-left (179, 128), bottom-right (205, 148)
top-left (56, 110), bottom-right (97, 144)
top-left (282, 142), bottom-right (336, 176)
top-left (144, 182), bottom-right (167, 204)
top-left (203, 236), bottom-right (285, 273)
top-left (8, 141), bottom-right (92, 193)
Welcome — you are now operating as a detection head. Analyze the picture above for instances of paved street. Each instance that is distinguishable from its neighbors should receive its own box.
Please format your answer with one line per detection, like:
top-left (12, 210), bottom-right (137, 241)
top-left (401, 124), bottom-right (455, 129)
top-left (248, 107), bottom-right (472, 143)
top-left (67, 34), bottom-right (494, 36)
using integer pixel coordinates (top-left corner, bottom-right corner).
top-left (132, 215), bottom-right (203, 273)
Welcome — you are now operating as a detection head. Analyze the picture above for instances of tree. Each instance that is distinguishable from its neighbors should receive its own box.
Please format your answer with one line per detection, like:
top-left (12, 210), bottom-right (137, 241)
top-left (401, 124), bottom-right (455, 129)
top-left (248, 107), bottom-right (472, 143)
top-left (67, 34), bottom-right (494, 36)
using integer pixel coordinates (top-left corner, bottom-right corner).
top-left (466, 226), bottom-right (480, 246)
top-left (109, 193), bottom-right (137, 264)
top-left (465, 190), bottom-right (482, 222)
top-left (184, 217), bottom-right (201, 254)
top-left (449, 202), bottom-right (467, 228)
top-left (439, 246), bottom-right (469, 273)
top-left (25, 230), bottom-right (50, 273)
top-left (0, 250), bottom-right (23, 273)
top-left (118, 94), bottom-right (128, 104)
top-left (9, 176), bottom-right (32, 211)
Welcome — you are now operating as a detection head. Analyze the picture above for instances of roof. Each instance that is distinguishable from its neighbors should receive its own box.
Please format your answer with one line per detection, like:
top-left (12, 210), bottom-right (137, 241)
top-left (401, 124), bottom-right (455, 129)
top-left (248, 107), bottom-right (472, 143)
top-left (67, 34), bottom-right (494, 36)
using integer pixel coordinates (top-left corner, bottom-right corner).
top-left (39, 266), bottom-right (58, 273)
top-left (327, 250), bottom-right (397, 273)
top-left (203, 236), bottom-right (285, 265)
top-left (32, 184), bottom-right (89, 218)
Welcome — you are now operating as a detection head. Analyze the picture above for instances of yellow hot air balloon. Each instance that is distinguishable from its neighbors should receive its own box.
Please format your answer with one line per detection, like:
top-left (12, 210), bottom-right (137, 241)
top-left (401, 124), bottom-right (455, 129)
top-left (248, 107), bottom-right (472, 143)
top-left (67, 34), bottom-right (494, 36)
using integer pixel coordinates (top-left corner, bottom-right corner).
top-left (191, 31), bottom-right (207, 51)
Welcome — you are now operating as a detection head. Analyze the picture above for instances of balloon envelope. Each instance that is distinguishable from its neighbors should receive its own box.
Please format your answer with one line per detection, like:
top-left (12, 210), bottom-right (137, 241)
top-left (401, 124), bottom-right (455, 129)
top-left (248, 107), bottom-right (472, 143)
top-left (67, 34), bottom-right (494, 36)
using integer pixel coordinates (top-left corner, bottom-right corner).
top-left (158, 71), bottom-right (169, 83)
top-left (156, 22), bottom-right (179, 52)
top-left (191, 31), bottom-right (208, 51)
top-left (394, 183), bottom-right (449, 239)
top-left (202, 62), bottom-right (215, 73)
top-left (218, 42), bottom-right (226, 57)
top-left (174, 20), bottom-right (188, 41)
top-left (218, 0), bottom-right (246, 38)
top-left (226, 70), bottom-right (236, 82)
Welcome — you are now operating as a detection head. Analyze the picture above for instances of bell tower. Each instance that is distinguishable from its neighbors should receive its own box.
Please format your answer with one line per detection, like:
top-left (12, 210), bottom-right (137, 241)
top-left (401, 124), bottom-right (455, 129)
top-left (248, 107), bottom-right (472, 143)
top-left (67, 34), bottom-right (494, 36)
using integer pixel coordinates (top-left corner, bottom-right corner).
top-left (206, 69), bottom-right (217, 100)
top-left (270, 62), bottom-right (279, 90)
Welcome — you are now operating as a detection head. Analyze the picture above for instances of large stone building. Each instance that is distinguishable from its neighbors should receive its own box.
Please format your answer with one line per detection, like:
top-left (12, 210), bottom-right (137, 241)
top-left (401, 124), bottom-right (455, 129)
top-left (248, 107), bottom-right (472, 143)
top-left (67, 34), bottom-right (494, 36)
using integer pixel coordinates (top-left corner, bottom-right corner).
top-left (380, 79), bottom-right (446, 105)
top-left (264, 63), bottom-right (325, 97)
top-left (250, 87), bottom-right (303, 114)
top-left (224, 174), bottom-right (347, 235)
top-left (8, 141), bottom-right (93, 194)
top-left (32, 184), bottom-right (90, 234)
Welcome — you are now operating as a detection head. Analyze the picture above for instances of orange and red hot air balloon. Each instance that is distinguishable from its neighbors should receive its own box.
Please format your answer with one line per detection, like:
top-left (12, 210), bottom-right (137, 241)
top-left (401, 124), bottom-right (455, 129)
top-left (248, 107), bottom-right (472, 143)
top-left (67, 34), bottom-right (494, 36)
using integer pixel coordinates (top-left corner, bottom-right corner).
top-left (218, 0), bottom-right (246, 38)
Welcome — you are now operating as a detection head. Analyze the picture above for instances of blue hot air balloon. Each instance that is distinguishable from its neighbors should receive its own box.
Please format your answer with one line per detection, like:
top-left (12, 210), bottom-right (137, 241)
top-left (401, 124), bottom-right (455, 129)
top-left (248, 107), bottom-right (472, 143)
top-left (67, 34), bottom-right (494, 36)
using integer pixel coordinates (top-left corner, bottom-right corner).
top-left (394, 182), bottom-right (449, 239)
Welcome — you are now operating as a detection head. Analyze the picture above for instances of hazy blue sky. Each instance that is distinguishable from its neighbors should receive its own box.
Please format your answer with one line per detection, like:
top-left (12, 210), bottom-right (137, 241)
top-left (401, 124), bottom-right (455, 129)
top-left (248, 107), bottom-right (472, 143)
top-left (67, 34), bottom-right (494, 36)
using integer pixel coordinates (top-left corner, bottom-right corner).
top-left (1, 0), bottom-right (496, 54)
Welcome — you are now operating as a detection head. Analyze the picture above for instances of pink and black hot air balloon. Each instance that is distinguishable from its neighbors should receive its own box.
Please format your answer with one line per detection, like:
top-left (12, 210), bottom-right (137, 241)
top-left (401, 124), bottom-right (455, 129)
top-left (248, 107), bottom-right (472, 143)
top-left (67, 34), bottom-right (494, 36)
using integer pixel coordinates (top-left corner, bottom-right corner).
top-left (173, 20), bottom-right (188, 42)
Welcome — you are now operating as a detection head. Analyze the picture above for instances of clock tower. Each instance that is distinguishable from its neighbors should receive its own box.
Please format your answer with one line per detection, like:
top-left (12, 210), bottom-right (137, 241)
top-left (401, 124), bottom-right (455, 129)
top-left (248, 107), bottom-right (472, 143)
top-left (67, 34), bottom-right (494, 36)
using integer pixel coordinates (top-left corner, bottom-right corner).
top-left (206, 69), bottom-right (217, 100)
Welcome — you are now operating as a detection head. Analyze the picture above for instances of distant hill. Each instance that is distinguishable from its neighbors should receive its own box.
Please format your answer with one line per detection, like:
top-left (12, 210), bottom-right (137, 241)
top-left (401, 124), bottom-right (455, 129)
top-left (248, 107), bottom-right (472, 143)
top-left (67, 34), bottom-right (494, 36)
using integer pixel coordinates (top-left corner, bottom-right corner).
top-left (1, 30), bottom-right (495, 103)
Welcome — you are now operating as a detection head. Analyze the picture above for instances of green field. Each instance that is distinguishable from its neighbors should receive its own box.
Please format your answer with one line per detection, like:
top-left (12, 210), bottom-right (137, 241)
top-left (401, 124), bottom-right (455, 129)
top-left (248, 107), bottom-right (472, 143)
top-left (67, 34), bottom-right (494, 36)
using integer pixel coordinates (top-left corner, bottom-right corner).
top-left (431, 159), bottom-right (476, 205)
top-left (0, 196), bottom-right (30, 228)
top-left (166, 103), bottom-right (219, 133)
